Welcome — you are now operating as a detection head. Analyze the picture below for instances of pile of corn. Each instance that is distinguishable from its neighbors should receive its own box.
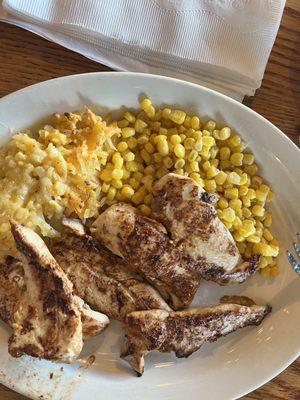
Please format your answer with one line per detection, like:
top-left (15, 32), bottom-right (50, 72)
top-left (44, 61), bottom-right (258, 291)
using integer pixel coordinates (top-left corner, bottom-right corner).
top-left (101, 98), bottom-right (280, 276)
top-left (0, 98), bottom-right (279, 275)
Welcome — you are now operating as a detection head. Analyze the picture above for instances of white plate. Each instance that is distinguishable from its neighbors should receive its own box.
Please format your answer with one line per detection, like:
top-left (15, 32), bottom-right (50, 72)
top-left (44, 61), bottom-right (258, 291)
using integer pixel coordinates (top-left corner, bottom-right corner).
top-left (0, 72), bottom-right (299, 400)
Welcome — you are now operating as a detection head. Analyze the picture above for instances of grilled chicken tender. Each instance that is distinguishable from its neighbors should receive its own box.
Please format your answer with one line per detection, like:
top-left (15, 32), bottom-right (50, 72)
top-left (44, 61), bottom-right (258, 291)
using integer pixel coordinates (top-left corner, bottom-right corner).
top-left (152, 174), bottom-right (259, 284)
top-left (7, 221), bottom-right (109, 362)
top-left (0, 257), bottom-right (108, 339)
top-left (93, 204), bottom-right (199, 309)
top-left (121, 296), bottom-right (271, 375)
top-left (50, 219), bottom-right (171, 321)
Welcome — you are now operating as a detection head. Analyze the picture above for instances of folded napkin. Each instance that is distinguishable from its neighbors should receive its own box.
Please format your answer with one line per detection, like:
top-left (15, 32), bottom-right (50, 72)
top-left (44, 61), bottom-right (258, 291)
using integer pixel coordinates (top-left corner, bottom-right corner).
top-left (0, 0), bottom-right (285, 101)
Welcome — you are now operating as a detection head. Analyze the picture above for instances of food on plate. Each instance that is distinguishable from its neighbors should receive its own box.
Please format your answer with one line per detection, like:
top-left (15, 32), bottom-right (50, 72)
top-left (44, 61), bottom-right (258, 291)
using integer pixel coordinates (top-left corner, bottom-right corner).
top-left (4, 221), bottom-right (109, 362)
top-left (0, 97), bottom-right (277, 374)
top-left (93, 203), bottom-right (200, 309)
top-left (152, 173), bottom-right (259, 284)
top-left (0, 110), bottom-right (120, 260)
top-left (50, 218), bottom-right (171, 320)
top-left (0, 99), bottom-right (279, 276)
top-left (121, 295), bottom-right (271, 376)
top-left (0, 257), bottom-right (107, 339)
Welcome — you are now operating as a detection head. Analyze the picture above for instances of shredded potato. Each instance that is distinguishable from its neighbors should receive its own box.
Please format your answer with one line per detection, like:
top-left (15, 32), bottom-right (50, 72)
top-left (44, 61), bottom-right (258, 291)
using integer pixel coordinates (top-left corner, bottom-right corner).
top-left (0, 100), bottom-right (279, 276)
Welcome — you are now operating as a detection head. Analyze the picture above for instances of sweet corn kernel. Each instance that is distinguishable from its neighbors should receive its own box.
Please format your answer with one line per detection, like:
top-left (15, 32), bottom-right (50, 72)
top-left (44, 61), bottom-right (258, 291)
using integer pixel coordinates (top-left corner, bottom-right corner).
top-left (200, 146), bottom-right (210, 159)
top-left (100, 169), bottom-right (112, 182)
top-left (118, 119), bottom-right (129, 128)
top-left (215, 171), bottom-right (227, 185)
top-left (224, 221), bottom-right (232, 229)
top-left (174, 143), bottom-right (185, 158)
top-left (170, 134), bottom-right (181, 145)
top-left (190, 161), bottom-right (199, 172)
top-left (218, 197), bottom-right (229, 209)
top-left (140, 149), bottom-right (152, 164)
top-left (194, 138), bottom-right (203, 152)
top-left (204, 179), bottom-right (217, 192)
top-left (174, 158), bottom-right (185, 169)
top-left (157, 139), bottom-right (169, 156)
top-left (252, 205), bottom-right (265, 217)
top-left (124, 111), bottom-right (136, 124)
top-left (128, 178), bottom-right (139, 190)
top-left (246, 235), bottom-right (260, 243)
top-left (220, 160), bottom-right (231, 169)
top-left (251, 176), bottom-right (263, 189)
top-left (121, 185), bottom-right (134, 198)
top-left (183, 115), bottom-right (191, 128)
top-left (223, 208), bottom-right (235, 222)
top-left (126, 160), bottom-right (139, 172)
top-left (175, 168), bottom-right (184, 175)
top-left (243, 153), bottom-right (254, 165)
top-left (227, 172), bottom-right (240, 185)
top-left (263, 229), bottom-right (273, 241)
top-left (144, 142), bottom-right (154, 154)
top-left (169, 110), bottom-right (186, 125)
top-left (117, 141), bottom-right (128, 152)
top-left (184, 137), bottom-right (195, 150)
top-left (230, 152), bottom-right (243, 166)
top-left (107, 186), bottom-right (116, 200)
top-left (238, 219), bottom-right (255, 238)
top-left (219, 127), bottom-right (231, 140)
top-left (244, 164), bottom-right (258, 176)
top-left (122, 168), bottom-right (130, 179)
top-left (122, 127), bottom-right (135, 138)
top-left (233, 216), bottom-right (242, 228)
top-left (225, 188), bottom-right (239, 199)
top-left (229, 199), bottom-right (242, 211)
top-left (229, 135), bottom-right (241, 147)
top-left (191, 116), bottom-right (200, 130)
top-left (202, 136), bottom-right (215, 147)
top-left (135, 119), bottom-right (148, 133)
top-left (188, 150), bottom-right (198, 162)
top-left (101, 183), bottom-right (110, 193)
top-left (162, 108), bottom-right (171, 119)
top-left (153, 152), bottom-right (162, 163)
top-left (111, 168), bottom-right (123, 180)
top-left (242, 207), bottom-right (251, 218)
top-left (123, 151), bottom-right (135, 162)
top-left (220, 147), bottom-right (230, 160)
top-left (203, 120), bottom-right (216, 132)
top-left (234, 232), bottom-right (245, 242)
top-left (140, 98), bottom-right (152, 109)
top-left (137, 135), bottom-right (149, 145)
top-left (207, 166), bottom-right (219, 179)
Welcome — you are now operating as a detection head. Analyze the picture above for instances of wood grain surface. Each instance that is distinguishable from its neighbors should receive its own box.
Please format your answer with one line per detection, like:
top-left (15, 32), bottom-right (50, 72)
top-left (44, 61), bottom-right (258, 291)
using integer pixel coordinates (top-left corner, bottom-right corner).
top-left (0, 1), bottom-right (299, 399)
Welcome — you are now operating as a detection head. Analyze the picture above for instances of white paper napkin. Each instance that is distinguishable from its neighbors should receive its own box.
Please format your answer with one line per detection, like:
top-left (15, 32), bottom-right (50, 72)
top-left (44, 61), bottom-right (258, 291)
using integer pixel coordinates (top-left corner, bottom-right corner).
top-left (0, 0), bottom-right (285, 101)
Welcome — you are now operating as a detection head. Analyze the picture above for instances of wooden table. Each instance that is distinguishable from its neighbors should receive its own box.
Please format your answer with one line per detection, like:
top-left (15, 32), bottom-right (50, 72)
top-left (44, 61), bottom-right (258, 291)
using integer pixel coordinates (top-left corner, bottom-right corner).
top-left (0, 1), bottom-right (299, 399)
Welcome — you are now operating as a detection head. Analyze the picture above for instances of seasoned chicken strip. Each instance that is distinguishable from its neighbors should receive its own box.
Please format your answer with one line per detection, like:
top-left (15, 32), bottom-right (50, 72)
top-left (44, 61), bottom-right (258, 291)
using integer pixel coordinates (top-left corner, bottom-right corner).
top-left (50, 219), bottom-right (171, 320)
top-left (0, 258), bottom-right (109, 340)
top-left (93, 204), bottom-right (199, 309)
top-left (152, 174), bottom-right (259, 284)
top-left (121, 296), bottom-right (271, 375)
top-left (7, 222), bottom-right (109, 362)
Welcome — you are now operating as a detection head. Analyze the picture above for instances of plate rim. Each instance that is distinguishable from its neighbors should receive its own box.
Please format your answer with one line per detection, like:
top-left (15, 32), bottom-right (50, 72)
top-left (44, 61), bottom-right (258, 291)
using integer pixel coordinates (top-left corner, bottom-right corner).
top-left (0, 71), bottom-right (299, 156)
top-left (0, 71), bottom-right (299, 400)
